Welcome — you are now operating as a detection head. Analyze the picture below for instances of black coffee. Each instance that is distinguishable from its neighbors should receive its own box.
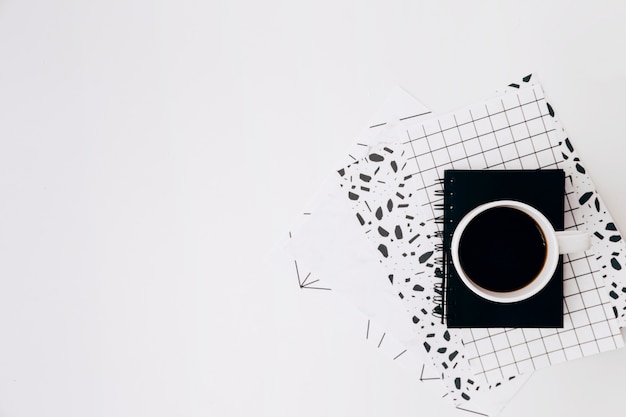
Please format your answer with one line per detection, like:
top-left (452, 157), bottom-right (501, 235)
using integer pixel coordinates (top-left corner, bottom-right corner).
top-left (457, 207), bottom-right (547, 293)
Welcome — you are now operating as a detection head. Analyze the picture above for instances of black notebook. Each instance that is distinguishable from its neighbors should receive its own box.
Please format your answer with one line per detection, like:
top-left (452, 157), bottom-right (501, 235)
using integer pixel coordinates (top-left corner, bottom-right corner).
top-left (442, 169), bottom-right (565, 328)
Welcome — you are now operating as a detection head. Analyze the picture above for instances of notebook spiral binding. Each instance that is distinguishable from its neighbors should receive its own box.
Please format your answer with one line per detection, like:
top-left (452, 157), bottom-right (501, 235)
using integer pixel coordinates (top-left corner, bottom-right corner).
top-left (433, 175), bottom-right (454, 324)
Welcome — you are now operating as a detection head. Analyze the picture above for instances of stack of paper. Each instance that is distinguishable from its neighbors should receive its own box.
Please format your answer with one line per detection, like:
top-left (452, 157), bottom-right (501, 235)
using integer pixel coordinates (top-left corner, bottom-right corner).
top-left (276, 75), bottom-right (626, 416)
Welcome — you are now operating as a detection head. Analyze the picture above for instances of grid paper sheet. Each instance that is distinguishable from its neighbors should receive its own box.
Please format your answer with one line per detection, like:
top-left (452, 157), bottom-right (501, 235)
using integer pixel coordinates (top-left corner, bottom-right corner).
top-left (403, 84), bottom-right (623, 383)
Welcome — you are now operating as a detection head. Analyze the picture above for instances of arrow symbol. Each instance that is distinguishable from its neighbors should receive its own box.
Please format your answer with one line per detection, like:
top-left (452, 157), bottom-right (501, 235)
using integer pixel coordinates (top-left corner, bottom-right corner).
top-left (294, 260), bottom-right (331, 291)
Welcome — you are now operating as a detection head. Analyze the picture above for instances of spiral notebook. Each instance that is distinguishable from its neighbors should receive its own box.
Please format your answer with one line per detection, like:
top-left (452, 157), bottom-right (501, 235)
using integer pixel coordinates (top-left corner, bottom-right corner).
top-left (442, 169), bottom-right (565, 328)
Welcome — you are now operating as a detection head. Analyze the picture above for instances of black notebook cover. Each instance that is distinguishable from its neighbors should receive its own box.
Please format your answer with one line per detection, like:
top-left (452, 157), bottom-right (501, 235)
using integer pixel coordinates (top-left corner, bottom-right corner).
top-left (443, 170), bottom-right (565, 328)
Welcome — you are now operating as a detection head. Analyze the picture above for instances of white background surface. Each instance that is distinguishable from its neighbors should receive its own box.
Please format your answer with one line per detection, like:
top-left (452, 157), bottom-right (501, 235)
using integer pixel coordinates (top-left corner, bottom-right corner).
top-left (0, 1), bottom-right (625, 416)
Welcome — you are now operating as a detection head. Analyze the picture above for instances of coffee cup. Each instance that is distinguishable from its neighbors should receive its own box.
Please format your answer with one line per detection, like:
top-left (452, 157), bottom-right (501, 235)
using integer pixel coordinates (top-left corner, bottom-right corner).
top-left (450, 200), bottom-right (590, 303)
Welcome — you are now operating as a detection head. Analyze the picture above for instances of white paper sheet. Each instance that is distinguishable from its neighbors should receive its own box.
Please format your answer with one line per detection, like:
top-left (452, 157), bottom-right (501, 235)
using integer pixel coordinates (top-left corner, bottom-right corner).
top-left (278, 88), bottom-right (449, 385)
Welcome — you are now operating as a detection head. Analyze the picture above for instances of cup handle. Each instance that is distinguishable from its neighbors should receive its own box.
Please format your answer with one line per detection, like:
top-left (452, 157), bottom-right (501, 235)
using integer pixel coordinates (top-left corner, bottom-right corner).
top-left (556, 230), bottom-right (591, 254)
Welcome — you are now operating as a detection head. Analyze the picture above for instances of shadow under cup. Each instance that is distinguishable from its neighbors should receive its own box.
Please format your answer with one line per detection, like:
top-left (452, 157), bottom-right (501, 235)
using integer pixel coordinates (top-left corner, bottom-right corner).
top-left (457, 206), bottom-right (548, 294)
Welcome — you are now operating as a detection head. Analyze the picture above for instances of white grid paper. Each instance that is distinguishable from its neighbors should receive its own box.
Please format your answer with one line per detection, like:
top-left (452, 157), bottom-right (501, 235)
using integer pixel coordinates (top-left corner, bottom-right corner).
top-left (400, 84), bottom-right (623, 383)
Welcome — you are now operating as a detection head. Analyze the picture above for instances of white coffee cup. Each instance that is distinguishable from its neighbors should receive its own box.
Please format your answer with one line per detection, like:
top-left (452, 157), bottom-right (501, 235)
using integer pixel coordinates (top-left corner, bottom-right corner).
top-left (450, 200), bottom-right (591, 303)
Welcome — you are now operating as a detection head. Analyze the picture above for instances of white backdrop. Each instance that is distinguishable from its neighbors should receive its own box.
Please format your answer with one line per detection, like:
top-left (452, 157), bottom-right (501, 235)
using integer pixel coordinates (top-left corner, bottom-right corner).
top-left (0, 1), bottom-right (625, 416)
